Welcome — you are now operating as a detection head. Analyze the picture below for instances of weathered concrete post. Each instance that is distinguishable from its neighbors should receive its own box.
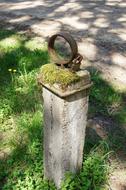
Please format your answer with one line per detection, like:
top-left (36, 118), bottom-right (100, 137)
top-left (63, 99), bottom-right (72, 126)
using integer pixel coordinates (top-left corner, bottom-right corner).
top-left (38, 33), bottom-right (92, 188)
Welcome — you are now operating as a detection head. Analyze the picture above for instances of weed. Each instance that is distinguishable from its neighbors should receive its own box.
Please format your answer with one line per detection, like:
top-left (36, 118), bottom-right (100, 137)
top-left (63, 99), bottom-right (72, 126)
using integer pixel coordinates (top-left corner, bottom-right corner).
top-left (61, 142), bottom-right (110, 190)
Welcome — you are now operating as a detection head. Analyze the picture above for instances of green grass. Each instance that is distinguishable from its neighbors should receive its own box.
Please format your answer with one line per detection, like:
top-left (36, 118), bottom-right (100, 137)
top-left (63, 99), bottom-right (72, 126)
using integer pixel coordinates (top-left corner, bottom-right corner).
top-left (0, 29), bottom-right (52, 189)
top-left (0, 29), bottom-right (126, 190)
top-left (89, 70), bottom-right (126, 125)
top-left (89, 69), bottom-right (126, 151)
top-left (61, 142), bottom-right (109, 190)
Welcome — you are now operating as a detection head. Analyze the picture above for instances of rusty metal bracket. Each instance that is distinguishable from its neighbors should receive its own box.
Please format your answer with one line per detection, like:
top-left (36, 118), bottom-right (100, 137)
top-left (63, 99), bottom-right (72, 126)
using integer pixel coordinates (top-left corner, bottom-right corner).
top-left (48, 32), bottom-right (83, 71)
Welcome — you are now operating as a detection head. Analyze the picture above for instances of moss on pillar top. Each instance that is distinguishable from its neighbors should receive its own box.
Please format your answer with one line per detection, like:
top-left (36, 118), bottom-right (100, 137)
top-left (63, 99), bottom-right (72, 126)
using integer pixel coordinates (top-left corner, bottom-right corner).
top-left (39, 63), bottom-right (81, 86)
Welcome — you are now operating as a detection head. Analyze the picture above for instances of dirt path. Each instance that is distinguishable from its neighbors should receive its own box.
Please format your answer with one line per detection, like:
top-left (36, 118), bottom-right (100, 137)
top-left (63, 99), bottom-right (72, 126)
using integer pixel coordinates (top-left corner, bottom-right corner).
top-left (0, 0), bottom-right (126, 91)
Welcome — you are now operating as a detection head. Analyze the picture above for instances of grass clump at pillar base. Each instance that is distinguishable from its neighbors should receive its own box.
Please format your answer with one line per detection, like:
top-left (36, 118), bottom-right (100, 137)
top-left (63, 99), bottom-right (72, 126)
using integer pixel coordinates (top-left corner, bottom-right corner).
top-left (40, 63), bottom-right (80, 87)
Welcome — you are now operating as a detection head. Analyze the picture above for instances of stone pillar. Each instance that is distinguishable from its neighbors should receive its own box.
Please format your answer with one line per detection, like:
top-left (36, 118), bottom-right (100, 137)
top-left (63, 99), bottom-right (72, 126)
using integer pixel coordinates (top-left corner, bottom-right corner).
top-left (40, 70), bottom-right (91, 188)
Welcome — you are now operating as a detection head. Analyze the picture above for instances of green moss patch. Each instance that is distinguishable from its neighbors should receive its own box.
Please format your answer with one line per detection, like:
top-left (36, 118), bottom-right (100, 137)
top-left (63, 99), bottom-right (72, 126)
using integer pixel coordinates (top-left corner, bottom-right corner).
top-left (40, 63), bottom-right (80, 86)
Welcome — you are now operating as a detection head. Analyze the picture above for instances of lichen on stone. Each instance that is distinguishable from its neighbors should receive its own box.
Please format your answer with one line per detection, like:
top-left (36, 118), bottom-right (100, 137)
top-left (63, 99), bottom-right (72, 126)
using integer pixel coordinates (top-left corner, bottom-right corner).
top-left (40, 63), bottom-right (80, 87)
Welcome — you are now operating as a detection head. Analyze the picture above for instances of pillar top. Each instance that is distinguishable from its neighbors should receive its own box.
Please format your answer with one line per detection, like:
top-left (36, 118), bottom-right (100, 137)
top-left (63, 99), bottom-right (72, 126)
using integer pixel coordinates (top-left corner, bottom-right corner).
top-left (38, 65), bottom-right (92, 98)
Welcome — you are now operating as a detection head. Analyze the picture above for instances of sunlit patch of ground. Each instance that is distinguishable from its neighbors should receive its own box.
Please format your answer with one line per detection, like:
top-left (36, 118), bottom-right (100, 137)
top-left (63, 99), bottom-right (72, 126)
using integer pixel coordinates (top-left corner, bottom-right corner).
top-left (0, 36), bottom-right (21, 50)
top-left (24, 37), bottom-right (46, 51)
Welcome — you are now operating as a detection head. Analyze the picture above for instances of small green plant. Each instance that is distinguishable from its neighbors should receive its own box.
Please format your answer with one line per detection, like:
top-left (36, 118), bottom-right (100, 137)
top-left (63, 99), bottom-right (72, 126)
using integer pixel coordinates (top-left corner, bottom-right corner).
top-left (61, 142), bottom-right (110, 190)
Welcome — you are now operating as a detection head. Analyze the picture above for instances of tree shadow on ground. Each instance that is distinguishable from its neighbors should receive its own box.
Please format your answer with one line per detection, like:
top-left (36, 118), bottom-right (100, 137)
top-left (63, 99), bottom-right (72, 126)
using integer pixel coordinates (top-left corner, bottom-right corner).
top-left (0, 30), bottom-right (49, 85)
top-left (0, 0), bottom-right (126, 91)
top-left (0, 30), bottom-right (49, 116)
top-left (85, 69), bottom-right (126, 166)
top-left (0, 111), bottom-right (45, 189)
top-left (0, 1), bottom-right (126, 187)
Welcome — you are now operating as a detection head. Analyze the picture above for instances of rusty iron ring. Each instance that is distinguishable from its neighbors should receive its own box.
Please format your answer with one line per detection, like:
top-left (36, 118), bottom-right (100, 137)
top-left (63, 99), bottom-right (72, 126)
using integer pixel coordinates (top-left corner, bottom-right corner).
top-left (48, 33), bottom-right (78, 65)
